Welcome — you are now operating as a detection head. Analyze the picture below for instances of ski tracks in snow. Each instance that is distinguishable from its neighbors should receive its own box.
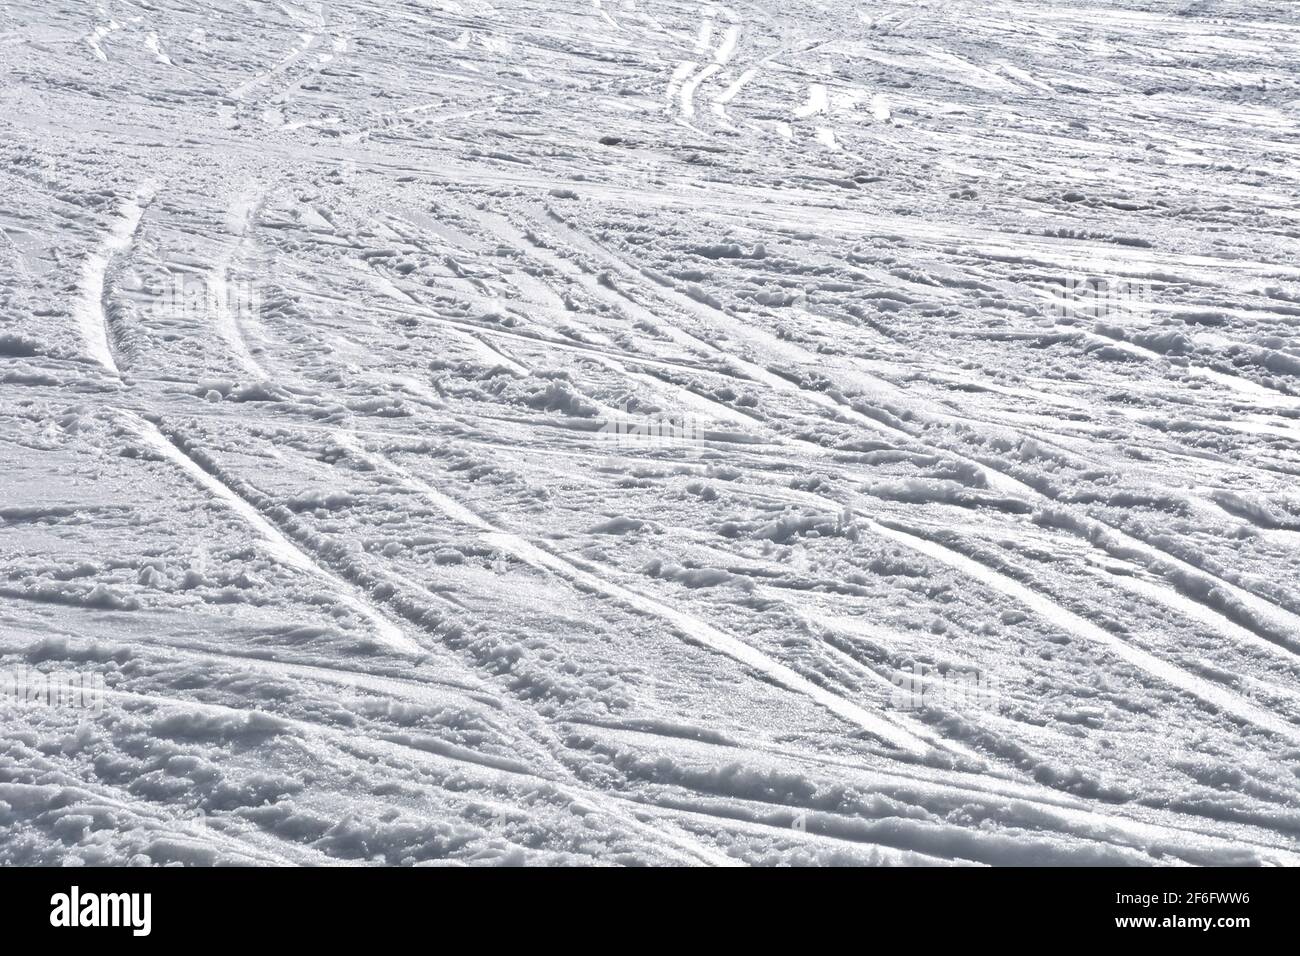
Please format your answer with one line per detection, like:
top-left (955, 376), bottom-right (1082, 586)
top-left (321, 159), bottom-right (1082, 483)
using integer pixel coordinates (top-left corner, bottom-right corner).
top-left (12, 0), bottom-right (1300, 865)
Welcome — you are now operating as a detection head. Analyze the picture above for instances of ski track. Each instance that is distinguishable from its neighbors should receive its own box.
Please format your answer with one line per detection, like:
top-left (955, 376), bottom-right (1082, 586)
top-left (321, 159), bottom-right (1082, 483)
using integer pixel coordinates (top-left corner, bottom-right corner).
top-left (334, 432), bottom-right (932, 755)
top-left (210, 189), bottom-right (270, 378)
top-left (122, 411), bottom-right (424, 657)
top-left (867, 520), bottom-right (1300, 744)
top-left (75, 186), bottom-right (152, 375)
top-left (395, 195), bottom-right (1300, 753)
top-left (520, 206), bottom-right (1300, 684)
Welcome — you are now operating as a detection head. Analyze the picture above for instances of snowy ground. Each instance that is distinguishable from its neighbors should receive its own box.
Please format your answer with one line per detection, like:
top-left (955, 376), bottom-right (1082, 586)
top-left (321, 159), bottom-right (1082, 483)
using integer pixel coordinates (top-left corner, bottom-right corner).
top-left (1, 0), bottom-right (1299, 866)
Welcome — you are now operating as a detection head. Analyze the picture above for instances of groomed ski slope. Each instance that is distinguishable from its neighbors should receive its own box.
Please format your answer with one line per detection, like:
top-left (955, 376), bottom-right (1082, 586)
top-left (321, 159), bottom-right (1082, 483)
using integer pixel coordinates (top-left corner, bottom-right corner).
top-left (1, 0), bottom-right (1299, 865)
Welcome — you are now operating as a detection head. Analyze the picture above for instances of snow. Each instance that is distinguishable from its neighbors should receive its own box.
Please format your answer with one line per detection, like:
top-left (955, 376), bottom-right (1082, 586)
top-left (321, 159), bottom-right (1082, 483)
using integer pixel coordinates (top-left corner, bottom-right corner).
top-left (1, 0), bottom-right (1299, 866)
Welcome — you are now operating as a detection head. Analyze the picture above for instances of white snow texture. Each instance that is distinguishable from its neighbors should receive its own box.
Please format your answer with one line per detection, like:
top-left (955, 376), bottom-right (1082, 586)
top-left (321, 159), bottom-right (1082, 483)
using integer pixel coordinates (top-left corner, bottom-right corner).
top-left (0, 0), bottom-right (1299, 866)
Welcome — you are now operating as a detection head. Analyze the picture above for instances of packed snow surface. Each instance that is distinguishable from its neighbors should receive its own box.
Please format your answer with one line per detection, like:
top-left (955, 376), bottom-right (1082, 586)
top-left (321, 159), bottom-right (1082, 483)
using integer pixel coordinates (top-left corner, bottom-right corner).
top-left (2, 0), bottom-right (1299, 865)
